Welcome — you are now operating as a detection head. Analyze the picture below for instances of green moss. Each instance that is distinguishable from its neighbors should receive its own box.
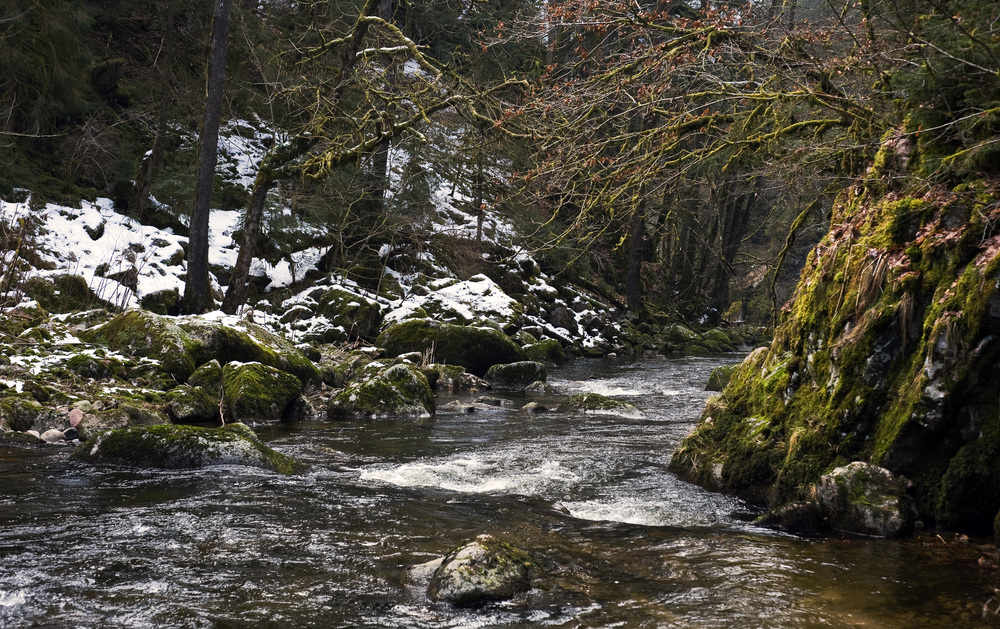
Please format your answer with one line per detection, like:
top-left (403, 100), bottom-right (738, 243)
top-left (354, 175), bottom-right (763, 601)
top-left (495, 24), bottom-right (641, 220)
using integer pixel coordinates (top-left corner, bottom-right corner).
top-left (72, 423), bottom-right (303, 475)
top-left (22, 274), bottom-right (98, 313)
top-left (328, 363), bottom-right (434, 419)
top-left (80, 309), bottom-right (198, 381)
top-left (484, 361), bottom-right (547, 390)
top-left (0, 396), bottom-right (46, 432)
top-left (222, 362), bottom-right (303, 423)
top-left (558, 393), bottom-right (641, 418)
top-left (376, 319), bottom-right (527, 377)
top-left (524, 339), bottom-right (566, 365)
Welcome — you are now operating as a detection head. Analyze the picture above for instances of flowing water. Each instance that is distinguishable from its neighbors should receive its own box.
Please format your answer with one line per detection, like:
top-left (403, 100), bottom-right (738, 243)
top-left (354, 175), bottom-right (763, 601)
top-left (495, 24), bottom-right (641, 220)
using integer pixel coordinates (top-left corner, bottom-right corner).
top-left (2, 356), bottom-right (998, 628)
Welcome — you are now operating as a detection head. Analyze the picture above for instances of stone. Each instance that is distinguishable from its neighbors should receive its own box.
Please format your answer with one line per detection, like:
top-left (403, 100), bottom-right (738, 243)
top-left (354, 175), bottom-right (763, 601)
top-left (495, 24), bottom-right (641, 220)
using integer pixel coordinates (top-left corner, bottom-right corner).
top-left (222, 362), bottom-right (303, 423)
top-left (63, 426), bottom-right (79, 441)
top-left (68, 408), bottom-right (85, 427)
top-left (521, 402), bottom-right (548, 412)
top-left (40, 429), bottom-right (65, 443)
top-left (328, 363), bottom-right (434, 419)
top-left (484, 361), bottom-right (547, 390)
top-left (524, 381), bottom-right (555, 394)
top-left (72, 423), bottom-right (303, 474)
top-left (814, 462), bottom-right (916, 537)
top-left (165, 384), bottom-right (221, 424)
top-left (376, 319), bottom-right (526, 377)
top-left (426, 535), bottom-right (535, 606)
top-left (706, 363), bottom-right (739, 392)
top-left (558, 393), bottom-right (643, 418)
top-left (77, 409), bottom-right (131, 441)
top-left (524, 339), bottom-right (566, 365)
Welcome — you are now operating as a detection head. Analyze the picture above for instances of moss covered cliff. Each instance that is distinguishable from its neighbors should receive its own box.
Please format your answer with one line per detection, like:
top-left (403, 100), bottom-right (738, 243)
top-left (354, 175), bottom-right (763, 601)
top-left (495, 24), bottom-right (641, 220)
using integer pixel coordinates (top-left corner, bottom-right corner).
top-left (670, 133), bottom-right (1000, 535)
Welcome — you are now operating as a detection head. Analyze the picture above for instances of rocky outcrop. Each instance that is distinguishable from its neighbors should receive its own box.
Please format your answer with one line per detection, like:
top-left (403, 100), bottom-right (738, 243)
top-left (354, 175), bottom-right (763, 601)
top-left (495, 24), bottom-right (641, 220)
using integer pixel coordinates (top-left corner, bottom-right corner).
top-left (376, 319), bottom-right (526, 376)
top-left (425, 535), bottom-right (536, 606)
top-left (80, 309), bottom-right (321, 386)
top-left (671, 139), bottom-right (1000, 535)
top-left (72, 423), bottom-right (302, 474)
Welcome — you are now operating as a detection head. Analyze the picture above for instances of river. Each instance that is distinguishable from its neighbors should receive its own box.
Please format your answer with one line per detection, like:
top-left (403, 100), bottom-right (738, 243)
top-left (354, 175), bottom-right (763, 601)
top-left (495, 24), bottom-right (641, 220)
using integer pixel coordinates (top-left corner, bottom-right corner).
top-left (1, 356), bottom-right (996, 627)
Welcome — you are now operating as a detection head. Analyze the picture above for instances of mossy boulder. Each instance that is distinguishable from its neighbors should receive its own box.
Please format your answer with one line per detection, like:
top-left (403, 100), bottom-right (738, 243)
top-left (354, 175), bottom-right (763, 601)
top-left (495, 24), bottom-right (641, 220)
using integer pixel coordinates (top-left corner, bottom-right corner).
top-left (79, 310), bottom-right (321, 387)
top-left (670, 172), bottom-right (1000, 535)
top-left (165, 384), bottom-right (221, 424)
top-left (484, 361), bottom-right (547, 390)
top-left (706, 363), bottom-right (739, 392)
top-left (180, 319), bottom-right (321, 387)
top-left (222, 362), bottom-right (303, 423)
top-left (79, 309), bottom-right (199, 381)
top-left (72, 423), bottom-right (302, 474)
top-left (327, 363), bottom-right (434, 419)
top-left (813, 462), bottom-right (916, 537)
top-left (22, 274), bottom-right (97, 313)
top-left (524, 339), bottom-right (566, 365)
top-left (313, 287), bottom-right (383, 341)
top-left (321, 351), bottom-right (375, 388)
top-left (139, 288), bottom-right (180, 315)
top-left (66, 354), bottom-right (124, 380)
top-left (376, 319), bottom-right (526, 377)
top-left (427, 364), bottom-right (489, 392)
top-left (76, 408), bottom-right (132, 441)
top-left (0, 396), bottom-right (52, 432)
top-left (558, 393), bottom-right (642, 418)
top-left (188, 359), bottom-right (223, 395)
top-left (426, 534), bottom-right (536, 606)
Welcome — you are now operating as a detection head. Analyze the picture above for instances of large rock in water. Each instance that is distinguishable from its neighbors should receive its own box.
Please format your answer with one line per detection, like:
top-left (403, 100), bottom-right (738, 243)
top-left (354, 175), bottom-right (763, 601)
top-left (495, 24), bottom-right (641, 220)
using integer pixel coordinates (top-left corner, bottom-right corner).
top-left (484, 361), bottom-right (547, 390)
top-left (327, 363), bottom-right (434, 419)
top-left (376, 319), bottom-right (526, 376)
top-left (815, 462), bottom-right (916, 537)
top-left (670, 135), bottom-right (1000, 535)
top-left (72, 423), bottom-right (302, 474)
top-left (426, 535), bottom-right (536, 606)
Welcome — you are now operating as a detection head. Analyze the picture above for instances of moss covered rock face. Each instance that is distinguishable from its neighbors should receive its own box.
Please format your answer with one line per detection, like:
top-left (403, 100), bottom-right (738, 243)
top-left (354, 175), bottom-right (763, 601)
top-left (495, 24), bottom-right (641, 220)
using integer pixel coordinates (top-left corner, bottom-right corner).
top-left (484, 361), bottom-right (547, 391)
top-left (80, 310), bottom-right (321, 387)
top-left (523, 339), bottom-right (566, 365)
top-left (79, 309), bottom-right (198, 381)
top-left (72, 423), bottom-right (302, 474)
top-left (0, 396), bottom-right (51, 432)
top-left (376, 319), bottom-right (526, 377)
top-left (222, 362), bottom-right (303, 423)
top-left (313, 287), bottom-right (383, 342)
top-left (165, 384), bottom-right (222, 424)
top-left (670, 143), bottom-right (1000, 535)
top-left (327, 363), bottom-right (434, 419)
top-left (426, 534), bottom-right (536, 606)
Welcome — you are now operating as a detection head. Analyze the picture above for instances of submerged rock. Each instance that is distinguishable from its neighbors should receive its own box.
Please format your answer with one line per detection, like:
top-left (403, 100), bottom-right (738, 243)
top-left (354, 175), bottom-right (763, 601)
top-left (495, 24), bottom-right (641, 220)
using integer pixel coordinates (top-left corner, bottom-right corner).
top-left (558, 393), bottom-right (642, 418)
top-left (72, 423), bottom-right (302, 474)
top-left (327, 363), bottom-right (434, 419)
top-left (426, 535), bottom-right (536, 606)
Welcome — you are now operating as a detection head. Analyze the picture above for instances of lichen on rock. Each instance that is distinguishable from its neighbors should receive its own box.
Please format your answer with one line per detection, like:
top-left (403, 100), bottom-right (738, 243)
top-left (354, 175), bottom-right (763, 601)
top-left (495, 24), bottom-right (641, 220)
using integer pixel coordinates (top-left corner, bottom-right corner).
top-left (425, 534), bottom-right (536, 606)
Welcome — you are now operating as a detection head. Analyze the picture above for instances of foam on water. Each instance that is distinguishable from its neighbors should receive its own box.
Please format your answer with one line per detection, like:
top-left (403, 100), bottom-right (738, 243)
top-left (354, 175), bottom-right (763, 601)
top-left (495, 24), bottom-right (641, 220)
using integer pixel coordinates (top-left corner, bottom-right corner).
top-left (0, 590), bottom-right (26, 607)
top-left (361, 453), bottom-right (581, 498)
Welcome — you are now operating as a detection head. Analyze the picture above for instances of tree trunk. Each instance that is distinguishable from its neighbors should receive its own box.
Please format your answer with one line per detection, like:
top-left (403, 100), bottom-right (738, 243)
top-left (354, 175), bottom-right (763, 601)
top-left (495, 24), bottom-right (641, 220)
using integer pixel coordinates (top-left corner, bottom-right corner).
top-left (130, 4), bottom-right (175, 220)
top-left (183, 0), bottom-right (232, 314)
top-left (626, 194), bottom-right (646, 314)
top-left (221, 170), bottom-right (273, 314)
